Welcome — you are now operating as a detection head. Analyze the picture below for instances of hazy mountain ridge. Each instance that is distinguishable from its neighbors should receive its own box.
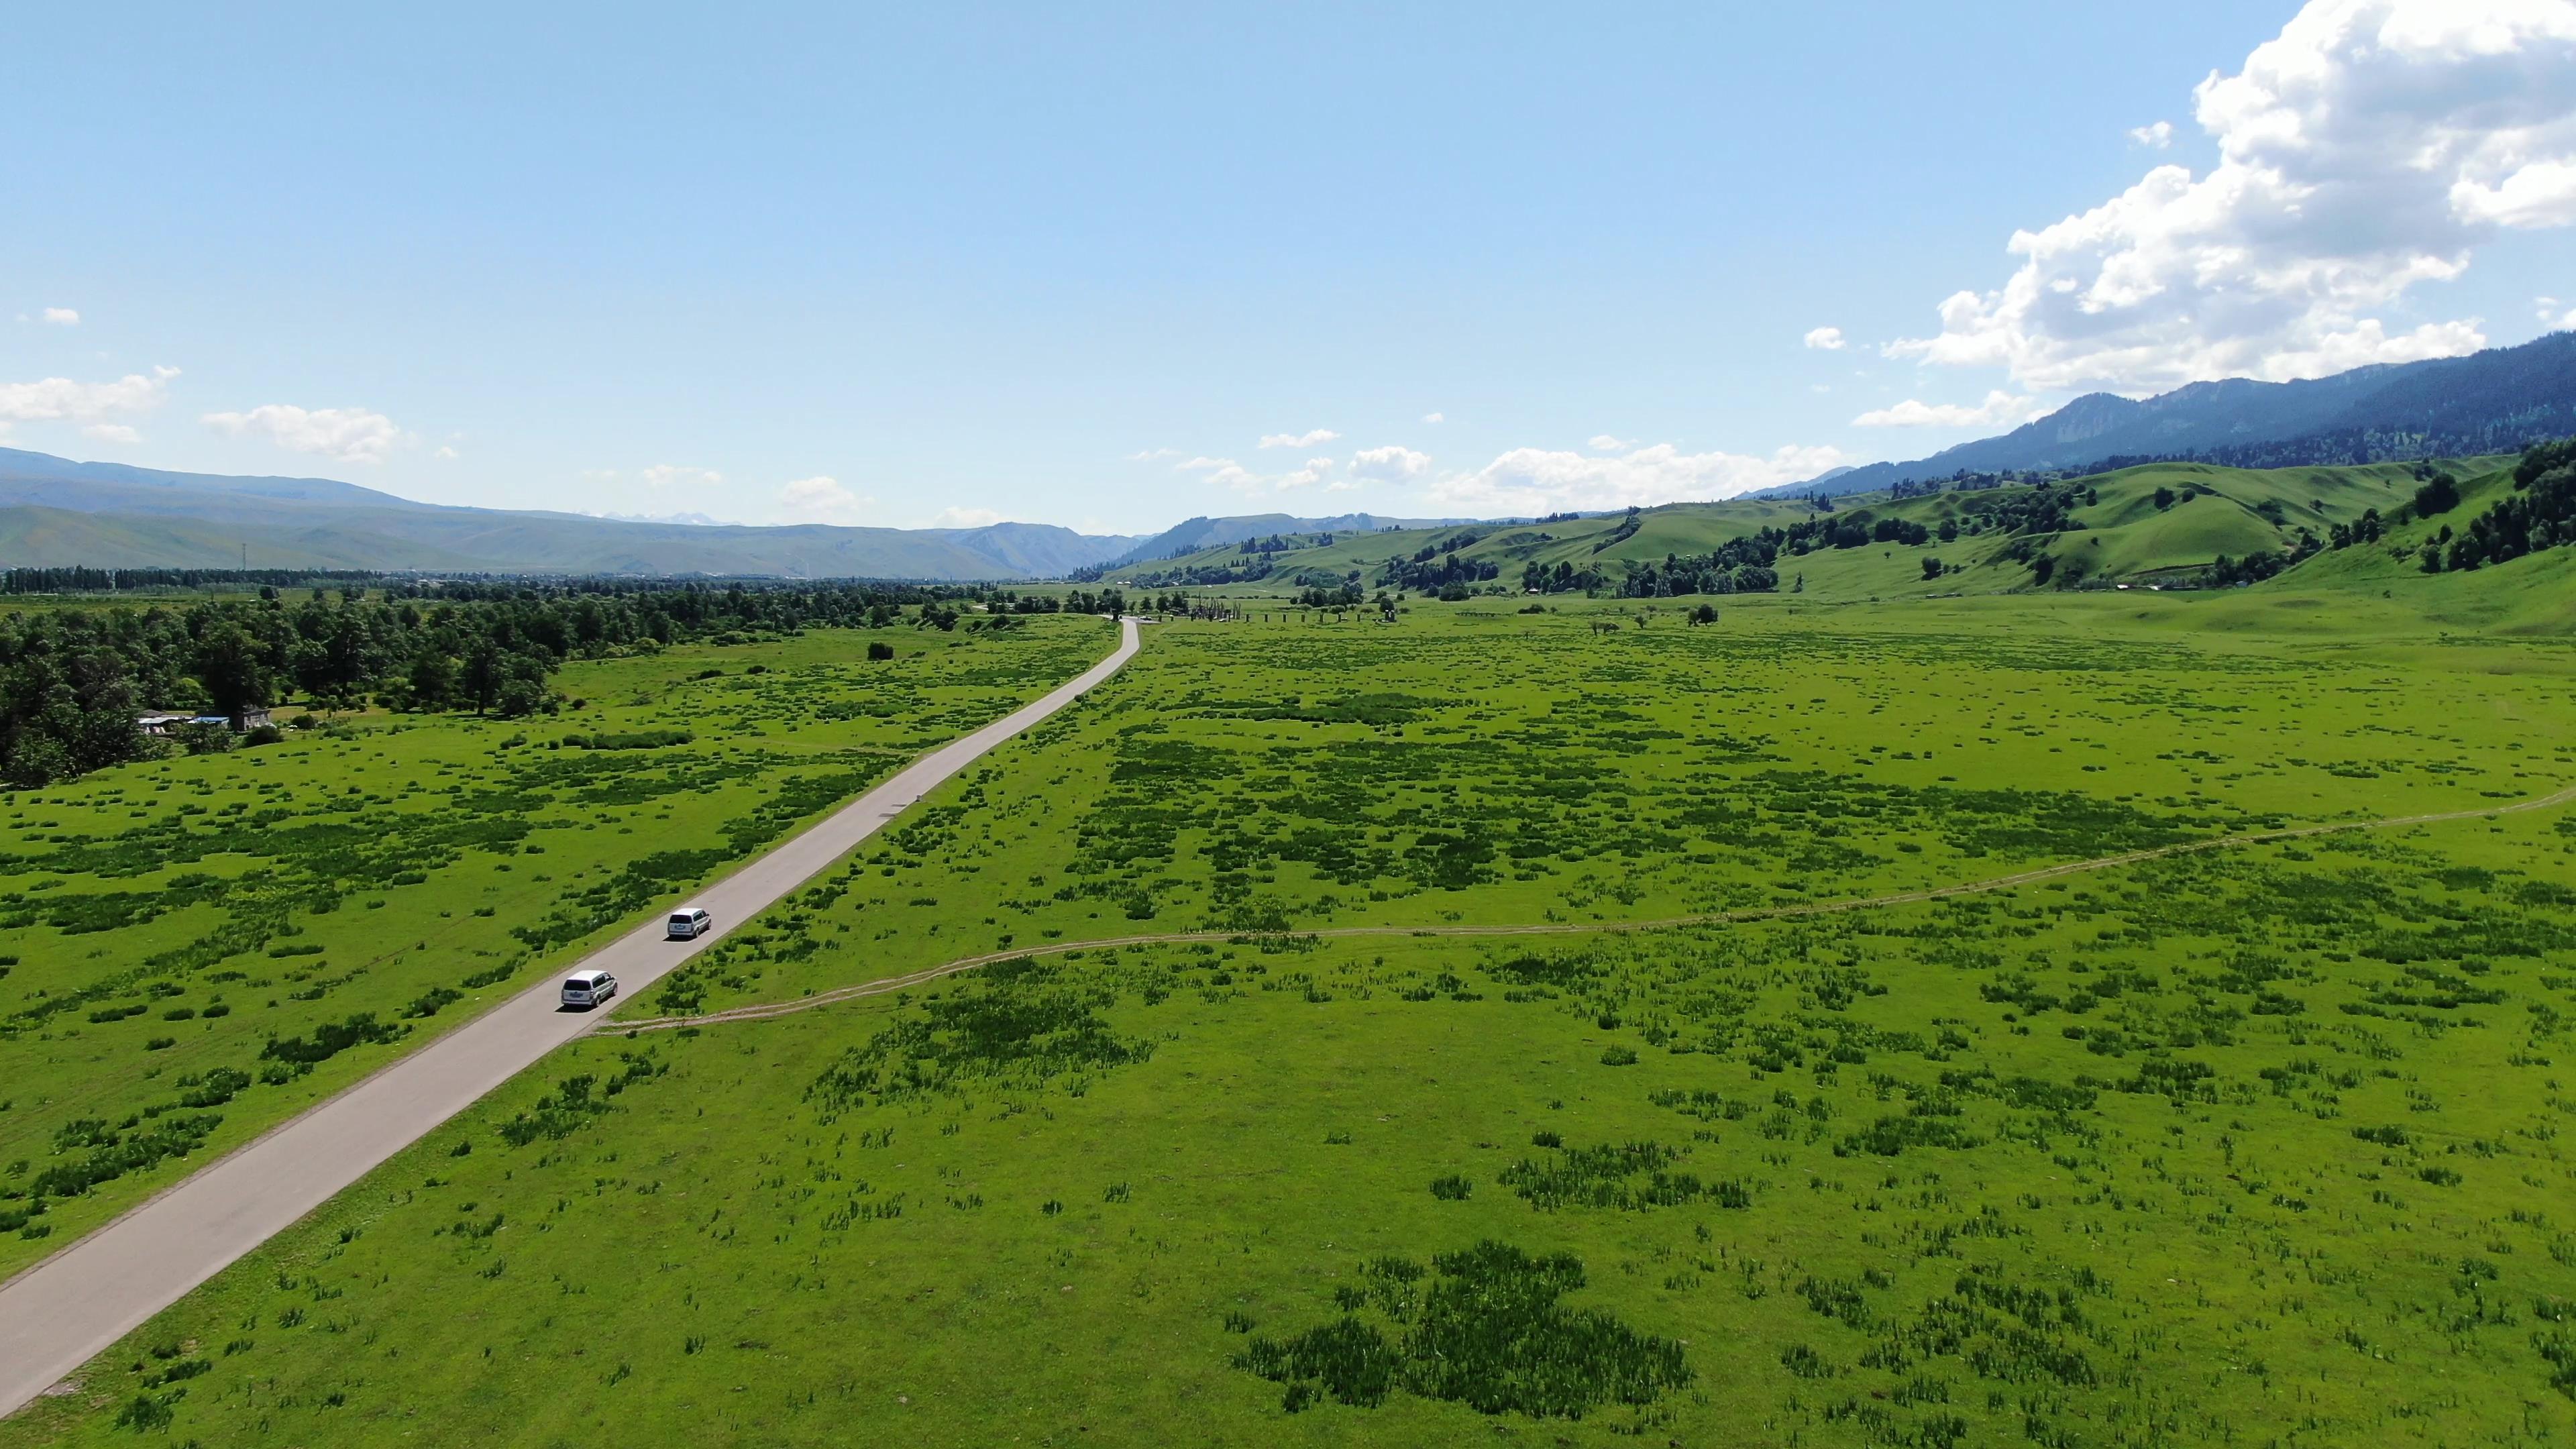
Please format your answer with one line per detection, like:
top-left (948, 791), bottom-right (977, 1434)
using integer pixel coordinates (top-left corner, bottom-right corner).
top-left (1110, 512), bottom-right (1485, 567)
top-left (5, 331), bottom-right (2567, 579)
top-left (1775, 331), bottom-right (2576, 498)
top-left (0, 450), bottom-right (1143, 580)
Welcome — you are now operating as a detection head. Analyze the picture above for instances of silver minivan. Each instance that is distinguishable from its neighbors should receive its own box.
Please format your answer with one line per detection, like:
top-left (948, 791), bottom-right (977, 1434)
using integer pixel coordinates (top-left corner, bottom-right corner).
top-left (561, 969), bottom-right (616, 1008)
top-left (667, 906), bottom-right (712, 940)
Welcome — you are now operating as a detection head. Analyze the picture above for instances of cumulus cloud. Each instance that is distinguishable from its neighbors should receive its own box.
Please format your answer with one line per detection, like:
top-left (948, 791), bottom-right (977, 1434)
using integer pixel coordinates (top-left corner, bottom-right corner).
top-left (1851, 390), bottom-right (2049, 429)
top-left (1276, 456), bottom-right (1336, 490)
top-left (1420, 411), bottom-right (1445, 423)
top-left (780, 475), bottom-right (872, 523)
top-left (1587, 435), bottom-right (1635, 452)
top-left (1349, 445), bottom-right (1432, 482)
top-left (40, 307), bottom-right (78, 326)
top-left (1176, 455), bottom-right (1263, 494)
top-left (1258, 428), bottom-right (1340, 449)
top-left (641, 464), bottom-right (726, 490)
top-left (0, 366), bottom-right (178, 427)
top-left (1125, 447), bottom-right (1179, 461)
top-left (1429, 441), bottom-right (1845, 515)
top-left (203, 403), bottom-right (409, 464)
top-left (1890, 0), bottom-right (2576, 394)
top-left (1803, 326), bottom-right (1847, 350)
top-left (2129, 120), bottom-right (2176, 148)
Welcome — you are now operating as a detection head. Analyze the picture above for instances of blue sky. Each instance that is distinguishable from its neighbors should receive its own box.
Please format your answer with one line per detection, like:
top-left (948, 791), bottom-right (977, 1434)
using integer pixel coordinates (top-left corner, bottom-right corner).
top-left (5, 1), bottom-right (2573, 534)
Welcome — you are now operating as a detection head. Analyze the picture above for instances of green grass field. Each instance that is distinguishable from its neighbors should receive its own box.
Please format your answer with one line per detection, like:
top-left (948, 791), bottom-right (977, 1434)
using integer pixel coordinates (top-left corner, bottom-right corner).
top-left (7, 556), bottom-right (2575, 1446)
top-left (0, 615), bottom-right (1116, 1279)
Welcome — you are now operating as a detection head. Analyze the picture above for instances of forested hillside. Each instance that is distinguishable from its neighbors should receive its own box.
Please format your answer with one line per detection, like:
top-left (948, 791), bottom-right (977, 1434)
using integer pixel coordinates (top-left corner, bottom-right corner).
top-left (1104, 444), bottom-right (2575, 611)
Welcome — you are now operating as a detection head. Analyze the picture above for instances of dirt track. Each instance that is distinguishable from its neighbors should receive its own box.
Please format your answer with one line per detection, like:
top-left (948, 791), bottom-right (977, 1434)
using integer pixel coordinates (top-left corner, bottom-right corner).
top-left (610, 782), bottom-right (2576, 1034)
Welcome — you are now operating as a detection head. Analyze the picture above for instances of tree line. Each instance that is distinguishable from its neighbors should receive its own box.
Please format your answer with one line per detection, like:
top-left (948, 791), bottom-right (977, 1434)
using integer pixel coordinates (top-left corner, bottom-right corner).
top-left (0, 580), bottom-right (1012, 788)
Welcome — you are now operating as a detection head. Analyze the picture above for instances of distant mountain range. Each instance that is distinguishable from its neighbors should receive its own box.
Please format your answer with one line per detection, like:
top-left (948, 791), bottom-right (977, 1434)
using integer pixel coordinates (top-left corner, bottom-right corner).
top-left (0, 448), bottom-right (1153, 580)
top-left (1770, 331), bottom-right (2576, 499)
top-left (0, 449), bottom-right (1477, 582)
top-left (4, 332), bottom-right (2567, 579)
top-left (1107, 512), bottom-right (1482, 568)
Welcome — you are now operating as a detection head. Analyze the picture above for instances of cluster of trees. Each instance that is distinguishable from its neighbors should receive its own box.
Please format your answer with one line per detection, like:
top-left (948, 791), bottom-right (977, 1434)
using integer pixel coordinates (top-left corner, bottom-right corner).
top-left (1295, 584), bottom-right (1369, 608)
top-left (1056, 589), bottom-right (1130, 617)
top-left (0, 580), bottom-right (1006, 787)
top-left (1611, 542), bottom-right (1780, 598)
top-left (1521, 559), bottom-right (1608, 594)
top-left (1112, 559), bottom-right (1273, 588)
top-left (2208, 535), bottom-right (2320, 587)
top-left (1773, 504), bottom-right (1953, 559)
top-left (2422, 445), bottom-right (2575, 572)
top-left (1377, 546), bottom-right (1500, 593)
top-left (2324, 508), bottom-right (2387, 551)
top-left (1589, 508), bottom-right (1644, 554)
top-left (0, 567), bottom-right (384, 595)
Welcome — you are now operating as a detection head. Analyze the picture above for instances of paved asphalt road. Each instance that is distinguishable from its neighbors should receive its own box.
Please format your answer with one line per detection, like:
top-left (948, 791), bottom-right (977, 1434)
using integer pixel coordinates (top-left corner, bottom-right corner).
top-left (0, 618), bottom-right (1141, 1421)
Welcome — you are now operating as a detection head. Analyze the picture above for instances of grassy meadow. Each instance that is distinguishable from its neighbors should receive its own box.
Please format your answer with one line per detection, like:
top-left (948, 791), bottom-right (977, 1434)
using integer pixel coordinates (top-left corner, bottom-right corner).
top-left (0, 614), bottom-right (1116, 1278)
top-left (7, 580), bottom-right (2575, 1447)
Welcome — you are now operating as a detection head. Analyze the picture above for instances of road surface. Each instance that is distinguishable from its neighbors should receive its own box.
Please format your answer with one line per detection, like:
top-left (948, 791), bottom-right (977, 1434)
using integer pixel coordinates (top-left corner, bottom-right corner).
top-left (0, 618), bottom-right (1141, 1421)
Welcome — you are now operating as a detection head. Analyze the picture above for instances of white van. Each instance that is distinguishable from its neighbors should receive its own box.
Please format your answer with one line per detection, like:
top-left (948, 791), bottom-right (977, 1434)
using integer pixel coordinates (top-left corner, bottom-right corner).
top-left (667, 907), bottom-right (712, 940)
top-left (561, 969), bottom-right (616, 1008)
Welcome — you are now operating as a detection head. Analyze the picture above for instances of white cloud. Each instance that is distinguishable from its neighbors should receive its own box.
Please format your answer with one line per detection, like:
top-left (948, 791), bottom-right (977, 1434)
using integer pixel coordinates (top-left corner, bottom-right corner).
top-left (1258, 428), bottom-right (1341, 449)
top-left (1851, 390), bottom-right (2050, 429)
top-left (641, 464), bottom-right (725, 491)
top-left (435, 445), bottom-right (458, 460)
top-left (2129, 120), bottom-right (2176, 148)
top-left (1587, 435), bottom-right (1635, 452)
top-left (930, 505), bottom-right (1006, 528)
top-left (1176, 455), bottom-right (1263, 494)
top-left (0, 366), bottom-right (177, 426)
top-left (1803, 326), bottom-right (1847, 351)
top-left (1125, 447), bottom-right (1179, 462)
top-left (1276, 456), bottom-right (1337, 490)
top-left (40, 307), bottom-right (78, 327)
top-left (1349, 445), bottom-right (1432, 482)
top-left (81, 424), bottom-right (141, 444)
top-left (202, 403), bottom-right (409, 464)
top-left (1890, 0), bottom-right (2576, 394)
top-left (780, 475), bottom-right (873, 523)
top-left (1420, 411), bottom-right (1445, 424)
top-left (1429, 441), bottom-right (1844, 515)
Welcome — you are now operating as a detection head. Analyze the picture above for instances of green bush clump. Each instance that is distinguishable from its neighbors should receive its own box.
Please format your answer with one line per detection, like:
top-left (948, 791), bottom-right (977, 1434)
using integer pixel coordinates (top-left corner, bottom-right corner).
top-left (562, 729), bottom-right (694, 751)
top-left (259, 1013), bottom-right (402, 1067)
top-left (806, 959), bottom-right (1152, 1114)
top-left (1499, 1140), bottom-right (1721, 1212)
top-left (178, 1067), bottom-right (252, 1108)
top-left (400, 985), bottom-right (464, 1019)
top-left (1837, 1115), bottom-right (1984, 1157)
top-left (1236, 1241), bottom-right (1690, 1417)
top-left (498, 1053), bottom-right (665, 1146)
top-left (28, 1113), bottom-right (223, 1198)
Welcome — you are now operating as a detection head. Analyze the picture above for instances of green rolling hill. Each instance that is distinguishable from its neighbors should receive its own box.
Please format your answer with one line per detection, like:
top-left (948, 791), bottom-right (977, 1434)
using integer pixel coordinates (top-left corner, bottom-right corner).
top-left (1102, 455), bottom-right (2557, 609)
